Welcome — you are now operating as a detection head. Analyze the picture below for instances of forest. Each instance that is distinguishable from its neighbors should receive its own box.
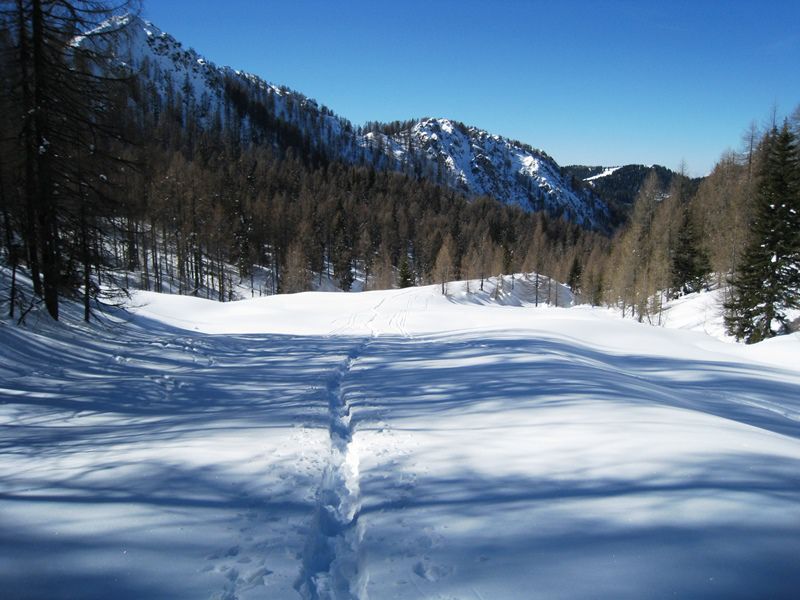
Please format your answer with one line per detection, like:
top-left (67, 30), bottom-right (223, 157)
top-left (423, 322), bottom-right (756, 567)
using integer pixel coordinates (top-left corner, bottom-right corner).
top-left (1, 1), bottom-right (799, 343)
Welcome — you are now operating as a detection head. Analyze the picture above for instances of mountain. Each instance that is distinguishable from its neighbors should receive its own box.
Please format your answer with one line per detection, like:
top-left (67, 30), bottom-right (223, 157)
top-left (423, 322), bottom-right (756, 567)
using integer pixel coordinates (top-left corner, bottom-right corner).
top-left (561, 164), bottom-right (703, 223)
top-left (364, 118), bottom-right (610, 227)
top-left (108, 16), bottom-right (610, 229)
top-left (113, 16), bottom-right (352, 158)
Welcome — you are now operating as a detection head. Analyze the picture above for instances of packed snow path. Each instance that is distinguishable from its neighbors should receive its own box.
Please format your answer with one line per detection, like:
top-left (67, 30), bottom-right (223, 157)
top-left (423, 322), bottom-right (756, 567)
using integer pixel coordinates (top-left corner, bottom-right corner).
top-left (2, 283), bottom-right (800, 599)
top-left (296, 343), bottom-right (367, 600)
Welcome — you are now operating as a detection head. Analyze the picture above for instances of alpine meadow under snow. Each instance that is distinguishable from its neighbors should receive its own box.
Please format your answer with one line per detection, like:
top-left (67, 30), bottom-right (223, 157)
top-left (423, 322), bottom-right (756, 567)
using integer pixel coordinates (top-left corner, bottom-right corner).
top-left (2, 277), bottom-right (800, 599)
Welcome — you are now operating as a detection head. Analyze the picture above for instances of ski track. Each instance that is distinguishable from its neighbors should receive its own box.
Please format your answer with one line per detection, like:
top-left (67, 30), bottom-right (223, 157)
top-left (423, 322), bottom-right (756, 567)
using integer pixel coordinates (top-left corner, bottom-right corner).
top-left (295, 296), bottom-right (403, 598)
top-left (296, 342), bottom-right (368, 600)
top-left (297, 296), bottom-right (393, 599)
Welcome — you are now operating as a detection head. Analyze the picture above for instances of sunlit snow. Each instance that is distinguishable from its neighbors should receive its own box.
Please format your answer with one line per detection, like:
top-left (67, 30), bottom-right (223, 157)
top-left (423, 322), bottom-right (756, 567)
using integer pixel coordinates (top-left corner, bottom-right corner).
top-left (2, 280), bottom-right (799, 599)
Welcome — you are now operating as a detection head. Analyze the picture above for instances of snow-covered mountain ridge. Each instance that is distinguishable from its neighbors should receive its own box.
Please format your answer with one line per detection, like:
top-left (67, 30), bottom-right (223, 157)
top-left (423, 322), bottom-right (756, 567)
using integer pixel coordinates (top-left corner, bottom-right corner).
top-left (106, 16), bottom-right (611, 229)
top-left (363, 117), bottom-right (610, 226)
top-left (114, 16), bottom-right (352, 151)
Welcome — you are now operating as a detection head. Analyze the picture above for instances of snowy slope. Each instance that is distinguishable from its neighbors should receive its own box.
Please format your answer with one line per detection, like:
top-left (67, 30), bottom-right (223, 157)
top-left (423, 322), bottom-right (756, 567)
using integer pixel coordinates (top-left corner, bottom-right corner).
top-left (100, 17), bottom-right (610, 228)
top-left (366, 118), bottom-right (610, 227)
top-left (110, 15), bottom-right (351, 155)
top-left (2, 283), bottom-right (799, 599)
top-left (584, 165), bottom-right (623, 182)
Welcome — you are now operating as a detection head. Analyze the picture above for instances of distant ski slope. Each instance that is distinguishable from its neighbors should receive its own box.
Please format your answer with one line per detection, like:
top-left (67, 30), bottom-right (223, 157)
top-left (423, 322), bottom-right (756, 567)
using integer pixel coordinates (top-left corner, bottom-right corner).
top-left (2, 282), bottom-right (799, 599)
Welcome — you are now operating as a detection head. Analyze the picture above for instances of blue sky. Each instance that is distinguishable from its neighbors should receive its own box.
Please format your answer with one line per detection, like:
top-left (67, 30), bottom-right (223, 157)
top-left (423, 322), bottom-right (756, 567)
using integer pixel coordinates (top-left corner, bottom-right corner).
top-left (143, 0), bottom-right (800, 176)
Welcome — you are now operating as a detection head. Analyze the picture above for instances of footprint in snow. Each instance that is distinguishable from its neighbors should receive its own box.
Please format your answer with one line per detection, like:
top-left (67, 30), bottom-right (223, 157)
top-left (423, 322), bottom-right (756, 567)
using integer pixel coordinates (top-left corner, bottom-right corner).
top-left (242, 566), bottom-right (272, 586)
top-left (413, 560), bottom-right (453, 582)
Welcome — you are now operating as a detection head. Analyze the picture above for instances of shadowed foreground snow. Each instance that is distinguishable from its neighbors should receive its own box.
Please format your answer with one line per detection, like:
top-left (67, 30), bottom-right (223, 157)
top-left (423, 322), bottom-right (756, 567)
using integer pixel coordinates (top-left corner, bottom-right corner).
top-left (1, 282), bottom-right (799, 599)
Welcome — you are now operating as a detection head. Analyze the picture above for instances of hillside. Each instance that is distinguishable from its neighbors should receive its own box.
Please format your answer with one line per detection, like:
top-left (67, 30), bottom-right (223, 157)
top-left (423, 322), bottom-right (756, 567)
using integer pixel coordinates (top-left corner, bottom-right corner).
top-left (111, 16), bottom-right (610, 229)
top-left (561, 163), bottom-right (703, 223)
top-left (366, 118), bottom-right (609, 227)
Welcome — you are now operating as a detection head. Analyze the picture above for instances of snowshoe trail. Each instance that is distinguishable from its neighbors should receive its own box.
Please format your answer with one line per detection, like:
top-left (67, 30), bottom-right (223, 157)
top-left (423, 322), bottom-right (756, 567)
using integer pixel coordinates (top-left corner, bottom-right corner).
top-left (296, 343), bottom-right (368, 600)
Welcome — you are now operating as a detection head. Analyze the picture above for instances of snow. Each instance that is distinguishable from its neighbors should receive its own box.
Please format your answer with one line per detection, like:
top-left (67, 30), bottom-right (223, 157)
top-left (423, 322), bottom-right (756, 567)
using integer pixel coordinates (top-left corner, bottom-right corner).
top-left (584, 165), bottom-right (622, 182)
top-left (651, 285), bottom-right (800, 371)
top-left (658, 287), bottom-right (731, 340)
top-left (2, 280), bottom-right (800, 598)
top-left (388, 118), bottom-right (609, 227)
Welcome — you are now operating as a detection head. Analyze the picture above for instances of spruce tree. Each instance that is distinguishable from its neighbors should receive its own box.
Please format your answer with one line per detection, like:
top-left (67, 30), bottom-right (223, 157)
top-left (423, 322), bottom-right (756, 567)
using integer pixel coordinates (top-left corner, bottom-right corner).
top-left (725, 124), bottom-right (800, 343)
top-left (567, 256), bottom-right (582, 295)
top-left (398, 256), bottom-right (414, 288)
top-left (671, 206), bottom-right (710, 295)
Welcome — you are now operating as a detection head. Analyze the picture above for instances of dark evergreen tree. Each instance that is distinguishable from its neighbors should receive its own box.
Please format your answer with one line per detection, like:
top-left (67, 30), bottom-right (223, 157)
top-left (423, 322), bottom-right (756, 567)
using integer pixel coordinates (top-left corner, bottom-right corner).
top-left (567, 256), bottom-right (582, 294)
top-left (398, 255), bottom-right (414, 288)
top-left (725, 124), bottom-right (800, 343)
top-left (670, 206), bottom-right (711, 295)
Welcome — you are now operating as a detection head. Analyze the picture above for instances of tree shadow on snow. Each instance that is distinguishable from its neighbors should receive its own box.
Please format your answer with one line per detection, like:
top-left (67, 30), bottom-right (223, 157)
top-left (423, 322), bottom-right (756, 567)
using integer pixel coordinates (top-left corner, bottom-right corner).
top-left (2, 310), bottom-right (800, 598)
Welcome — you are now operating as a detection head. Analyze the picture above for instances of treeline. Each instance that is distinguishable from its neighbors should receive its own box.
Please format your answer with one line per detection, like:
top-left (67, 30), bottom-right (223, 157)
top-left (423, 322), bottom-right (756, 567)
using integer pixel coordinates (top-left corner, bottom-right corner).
top-left (115, 143), bottom-right (597, 301)
top-left (594, 113), bottom-right (800, 342)
top-left (0, 1), bottom-right (599, 323)
top-left (0, 0), bottom-right (136, 321)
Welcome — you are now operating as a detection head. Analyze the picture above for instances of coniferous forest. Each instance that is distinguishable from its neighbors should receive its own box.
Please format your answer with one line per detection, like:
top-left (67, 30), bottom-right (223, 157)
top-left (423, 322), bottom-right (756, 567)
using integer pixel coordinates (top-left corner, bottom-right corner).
top-left (1, 1), bottom-right (799, 343)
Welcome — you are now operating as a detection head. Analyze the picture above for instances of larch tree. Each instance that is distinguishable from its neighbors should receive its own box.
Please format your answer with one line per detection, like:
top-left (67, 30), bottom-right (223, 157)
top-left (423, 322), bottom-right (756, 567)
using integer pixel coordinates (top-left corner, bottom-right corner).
top-left (433, 233), bottom-right (456, 295)
top-left (607, 171), bottom-right (662, 319)
top-left (692, 151), bottom-right (752, 283)
top-left (282, 238), bottom-right (310, 294)
top-left (2, 0), bottom-right (138, 320)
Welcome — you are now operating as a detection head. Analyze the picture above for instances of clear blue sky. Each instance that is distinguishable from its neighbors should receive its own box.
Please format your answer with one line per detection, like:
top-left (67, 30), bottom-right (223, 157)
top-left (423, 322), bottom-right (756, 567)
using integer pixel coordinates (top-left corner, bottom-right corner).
top-left (142, 0), bottom-right (800, 176)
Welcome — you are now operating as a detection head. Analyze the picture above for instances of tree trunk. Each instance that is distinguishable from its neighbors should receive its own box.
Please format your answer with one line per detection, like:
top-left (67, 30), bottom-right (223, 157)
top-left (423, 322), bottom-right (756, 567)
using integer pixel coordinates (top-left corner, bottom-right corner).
top-left (1, 179), bottom-right (17, 319)
top-left (17, 0), bottom-right (43, 299)
top-left (32, 0), bottom-right (60, 319)
top-left (80, 203), bottom-right (91, 322)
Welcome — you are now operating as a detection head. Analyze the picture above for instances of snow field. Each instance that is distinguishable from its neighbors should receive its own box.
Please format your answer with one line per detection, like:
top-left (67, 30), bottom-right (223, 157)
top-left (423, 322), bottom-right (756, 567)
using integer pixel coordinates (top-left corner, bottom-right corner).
top-left (0, 315), bottom-right (343, 599)
top-left (2, 280), bottom-right (800, 598)
top-left (350, 332), bottom-right (800, 598)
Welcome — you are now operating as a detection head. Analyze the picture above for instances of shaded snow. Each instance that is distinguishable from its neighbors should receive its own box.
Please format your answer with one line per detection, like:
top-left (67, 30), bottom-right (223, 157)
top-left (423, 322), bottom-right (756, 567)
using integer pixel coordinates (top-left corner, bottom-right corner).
top-left (2, 281), bottom-right (799, 599)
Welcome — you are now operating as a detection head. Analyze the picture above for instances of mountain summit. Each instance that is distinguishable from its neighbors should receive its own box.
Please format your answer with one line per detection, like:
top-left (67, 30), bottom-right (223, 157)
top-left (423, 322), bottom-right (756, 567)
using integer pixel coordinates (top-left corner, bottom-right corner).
top-left (363, 117), bottom-right (610, 227)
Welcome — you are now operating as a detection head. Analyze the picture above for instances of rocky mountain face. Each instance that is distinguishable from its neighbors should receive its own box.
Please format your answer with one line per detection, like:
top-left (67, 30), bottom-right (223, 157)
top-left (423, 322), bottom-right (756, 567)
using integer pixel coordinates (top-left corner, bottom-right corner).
top-left (364, 118), bottom-right (610, 228)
